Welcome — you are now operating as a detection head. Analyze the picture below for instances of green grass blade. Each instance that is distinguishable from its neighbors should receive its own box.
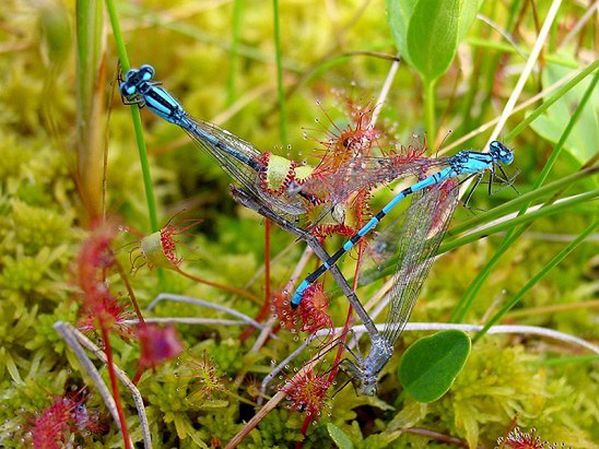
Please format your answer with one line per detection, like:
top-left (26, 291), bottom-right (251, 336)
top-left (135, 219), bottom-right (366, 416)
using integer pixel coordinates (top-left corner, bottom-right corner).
top-left (473, 218), bottom-right (599, 343)
top-left (272, 0), bottom-right (287, 146)
top-left (438, 190), bottom-right (598, 253)
top-left (504, 59), bottom-right (599, 142)
top-left (227, 0), bottom-right (244, 106)
top-left (452, 68), bottom-right (599, 321)
top-left (76, 0), bottom-right (105, 220)
top-left (331, 188), bottom-right (598, 296)
top-left (447, 166), bottom-right (599, 237)
top-left (104, 0), bottom-right (159, 233)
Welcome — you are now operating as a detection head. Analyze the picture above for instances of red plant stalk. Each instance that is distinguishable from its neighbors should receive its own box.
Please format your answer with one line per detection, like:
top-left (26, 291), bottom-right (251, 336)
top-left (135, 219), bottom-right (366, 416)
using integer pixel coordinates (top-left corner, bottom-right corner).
top-left (265, 219), bottom-right (271, 316)
top-left (297, 207), bottom-right (367, 440)
top-left (138, 222), bottom-right (261, 304)
top-left (99, 317), bottom-right (132, 449)
top-left (77, 225), bottom-right (132, 449)
top-left (240, 219), bottom-right (273, 343)
top-left (175, 267), bottom-right (261, 304)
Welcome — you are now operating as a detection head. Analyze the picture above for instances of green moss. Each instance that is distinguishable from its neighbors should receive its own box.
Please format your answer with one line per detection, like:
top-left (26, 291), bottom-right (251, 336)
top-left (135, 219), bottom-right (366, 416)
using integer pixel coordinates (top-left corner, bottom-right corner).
top-left (0, 1), bottom-right (597, 448)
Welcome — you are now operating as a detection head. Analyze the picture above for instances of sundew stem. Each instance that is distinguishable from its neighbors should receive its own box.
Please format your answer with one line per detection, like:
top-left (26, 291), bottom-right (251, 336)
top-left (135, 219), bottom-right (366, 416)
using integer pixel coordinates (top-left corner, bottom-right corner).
top-left (99, 318), bottom-right (133, 449)
top-left (174, 267), bottom-right (261, 304)
top-left (105, 0), bottom-right (159, 234)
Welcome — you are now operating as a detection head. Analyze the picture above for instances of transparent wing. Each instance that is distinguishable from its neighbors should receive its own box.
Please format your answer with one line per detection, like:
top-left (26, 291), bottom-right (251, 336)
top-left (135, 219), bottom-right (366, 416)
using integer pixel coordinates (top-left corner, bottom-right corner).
top-left (183, 117), bottom-right (307, 217)
top-left (381, 181), bottom-right (459, 345)
top-left (299, 153), bottom-right (450, 206)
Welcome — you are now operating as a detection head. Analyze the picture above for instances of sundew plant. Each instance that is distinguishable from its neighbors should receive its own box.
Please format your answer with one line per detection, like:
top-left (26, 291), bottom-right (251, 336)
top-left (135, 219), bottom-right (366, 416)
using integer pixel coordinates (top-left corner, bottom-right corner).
top-left (0, 0), bottom-right (598, 448)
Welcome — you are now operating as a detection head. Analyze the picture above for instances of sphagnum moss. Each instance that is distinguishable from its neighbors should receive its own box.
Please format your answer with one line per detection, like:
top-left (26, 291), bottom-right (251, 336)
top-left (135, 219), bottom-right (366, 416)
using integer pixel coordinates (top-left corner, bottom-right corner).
top-left (1, 1), bottom-right (598, 448)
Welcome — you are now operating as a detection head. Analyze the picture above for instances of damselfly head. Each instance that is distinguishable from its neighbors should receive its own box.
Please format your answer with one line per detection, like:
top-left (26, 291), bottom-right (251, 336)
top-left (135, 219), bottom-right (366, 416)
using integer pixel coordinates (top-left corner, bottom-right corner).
top-left (489, 140), bottom-right (514, 165)
top-left (119, 65), bottom-right (156, 98)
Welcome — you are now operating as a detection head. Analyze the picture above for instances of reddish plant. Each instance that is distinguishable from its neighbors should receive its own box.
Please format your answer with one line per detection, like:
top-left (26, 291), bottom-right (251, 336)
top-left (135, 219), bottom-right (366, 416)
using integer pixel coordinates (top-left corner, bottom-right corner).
top-left (133, 219), bottom-right (260, 304)
top-left (76, 224), bottom-right (132, 337)
top-left (309, 223), bottom-right (355, 244)
top-left (496, 427), bottom-right (560, 449)
top-left (271, 284), bottom-right (333, 334)
top-left (297, 284), bottom-right (333, 334)
top-left (135, 215), bottom-right (202, 270)
top-left (282, 366), bottom-right (330, 418)
top-left (78, 295), bottom-right (132, 338)
top-left (319, 101), bottom-right (380, 165)
top-left (31, 397), bottom-right (74, 449)
top-left (271, 290), bottom-right (298, 330)
top-left (137, 323), bottom-right (183, 371)
top-left (30, 391), bottom-right (105, 449)
top-left (75, 224), bottom-right (132, 449)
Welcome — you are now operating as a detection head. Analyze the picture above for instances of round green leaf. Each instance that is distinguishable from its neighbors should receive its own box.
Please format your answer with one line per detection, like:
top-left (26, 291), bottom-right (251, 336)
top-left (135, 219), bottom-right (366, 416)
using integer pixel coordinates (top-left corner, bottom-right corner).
top-left (327, 423), bottom-right (354, 449)
top-left (398, 330), bottom-right (471, 403)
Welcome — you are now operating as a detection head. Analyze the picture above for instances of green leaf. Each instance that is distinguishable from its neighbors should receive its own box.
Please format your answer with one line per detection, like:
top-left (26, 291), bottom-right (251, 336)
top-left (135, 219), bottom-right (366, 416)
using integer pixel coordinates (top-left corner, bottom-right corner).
top-left (398, 330), bottom-right (471, 403)
top-left (408, 0), bottom-right (460, 81)
top-left (530, 64), bottom-right (599, 164)
top-left (457, 0), bottom-right (482, 41)
top-left (327, 423), bottom-right (354, 449)
top-left (387, 0), bottom-right (480, 81)
top-left (386, 0), bottom-right (418, 66)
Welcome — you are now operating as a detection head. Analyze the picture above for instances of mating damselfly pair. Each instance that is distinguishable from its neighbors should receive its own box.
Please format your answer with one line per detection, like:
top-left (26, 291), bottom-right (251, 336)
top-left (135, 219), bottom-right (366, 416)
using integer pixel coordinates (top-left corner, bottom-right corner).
top-left (120, 64), bottom-right (515, 395)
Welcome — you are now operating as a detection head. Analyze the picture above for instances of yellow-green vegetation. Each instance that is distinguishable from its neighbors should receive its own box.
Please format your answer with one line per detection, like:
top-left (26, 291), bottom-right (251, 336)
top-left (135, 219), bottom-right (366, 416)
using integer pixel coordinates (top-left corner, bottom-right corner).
top-left (0, 0), bottom-right (598, 448)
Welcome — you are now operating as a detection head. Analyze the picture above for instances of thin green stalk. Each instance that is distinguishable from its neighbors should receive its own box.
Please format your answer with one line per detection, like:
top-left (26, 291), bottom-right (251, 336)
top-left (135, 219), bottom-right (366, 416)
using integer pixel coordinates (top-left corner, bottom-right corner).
top-left (423, 79), bottom-right (436, 145)
top-left (76, 0), bottom-right (105, 221)
top-left (468, 0), bottom-right (519, 136)
top-left (466, 37), bottom-right (578, 68)
top-left (272, 0), bottom-right (287, 146)
top-left (105, 0), bottom-right (159, 233)
top-left (439, 190), bottom-right (598, 254)
top-left (227, 0), bottom-right (243, 106)
top-left (504, 59), bottom-right (599, 142)
top-left (473, 218), bottom-right (599, 343)
top-left (452, 69), bottom-right (599, 321)
top-left (333, 189), bottom-right (598, 295)
top-left (447, 166), bottom-right (599, 237)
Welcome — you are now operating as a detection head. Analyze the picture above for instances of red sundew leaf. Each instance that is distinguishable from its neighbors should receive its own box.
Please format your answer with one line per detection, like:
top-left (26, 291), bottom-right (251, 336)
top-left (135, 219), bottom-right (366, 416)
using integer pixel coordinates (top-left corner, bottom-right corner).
top-left (137, 324), bottom-right (184, 370)
top-left (271, 285), bottom-right (333, 335)
top-left (497, 427), bottom-right (557, 449)
top-left (298, 284), bottom-right (333, 334)
top-left (30, 391), bottom-right (107, 448)
top-left (271, 290), bottom-right (299, 330)
top-left (283, 367), bottom-right (330, 418)
top-left (31, 397), bottom-right (74, 449)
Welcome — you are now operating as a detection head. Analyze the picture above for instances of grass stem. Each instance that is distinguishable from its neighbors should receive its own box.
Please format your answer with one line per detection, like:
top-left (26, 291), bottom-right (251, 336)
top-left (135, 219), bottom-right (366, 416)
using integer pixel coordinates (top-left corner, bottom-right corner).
top-left (227, 0), bottom-right (243, 106)
top-left (452, 68), bottom-right (599, 321)
top-left (272, 0), bottom-right (288, 146)
top-left (473, 218), bottom-right (599, 342)
top-left (105, 0), bottom-right (159, 233)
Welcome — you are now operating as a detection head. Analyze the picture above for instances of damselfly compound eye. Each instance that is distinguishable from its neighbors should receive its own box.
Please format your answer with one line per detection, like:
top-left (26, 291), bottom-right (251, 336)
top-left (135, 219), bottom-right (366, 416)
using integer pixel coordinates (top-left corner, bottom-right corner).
top-left (139, 64), bottom-right (155, 80)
